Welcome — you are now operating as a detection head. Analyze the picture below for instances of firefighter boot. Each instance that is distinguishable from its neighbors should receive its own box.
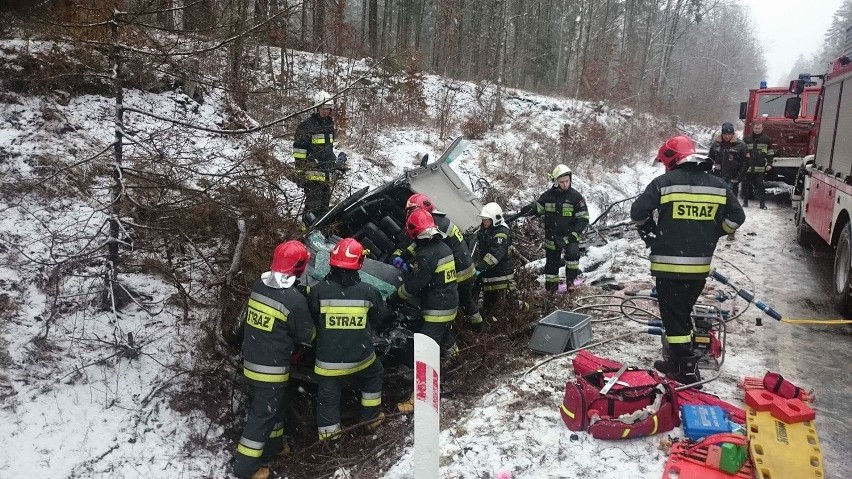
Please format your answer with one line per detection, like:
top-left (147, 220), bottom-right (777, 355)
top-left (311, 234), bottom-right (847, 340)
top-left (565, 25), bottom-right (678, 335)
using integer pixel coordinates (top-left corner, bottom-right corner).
top-left (760, 202), bottom-right (767, 210)
top-left (469, 311), bottom-right (484, 331)
top-left (670, 355), bottom-right (702, 388)
top-left (397, 392), bottom-right (414, 413)
top-left (366, 411), bottom-right (385, 432)
top-left (653, 357), bottom-right (679, 376)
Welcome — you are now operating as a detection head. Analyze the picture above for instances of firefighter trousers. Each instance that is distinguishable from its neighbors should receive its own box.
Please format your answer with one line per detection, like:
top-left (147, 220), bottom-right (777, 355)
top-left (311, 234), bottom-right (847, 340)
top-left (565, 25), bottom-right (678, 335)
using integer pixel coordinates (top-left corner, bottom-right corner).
top-left (544, 239), bottom-right (581, 290)
top-left (655, 278), bottom-right (706, 359)
top-left (457, 276), bottom-right (480, 318)
top-left (419, 321), bottom-right (458, 359)
top-left (741, 173), bottom-right (765, 205)
top-left (316, 359), bottom-right (383, 440)
top-left (302, 179), bottom-right (332, 220)
top-left (233, 384), bottom-right (288, 478)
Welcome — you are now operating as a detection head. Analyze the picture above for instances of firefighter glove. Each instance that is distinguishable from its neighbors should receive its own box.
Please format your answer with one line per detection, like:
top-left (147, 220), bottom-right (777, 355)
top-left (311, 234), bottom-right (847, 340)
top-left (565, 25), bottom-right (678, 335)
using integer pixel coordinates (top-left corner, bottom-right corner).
top-left (391, 256), bottom-right (410, 272)
top-left (387, 292), bottom-right (403, 308)
top-left (640, 232), bottom-right (656, 249)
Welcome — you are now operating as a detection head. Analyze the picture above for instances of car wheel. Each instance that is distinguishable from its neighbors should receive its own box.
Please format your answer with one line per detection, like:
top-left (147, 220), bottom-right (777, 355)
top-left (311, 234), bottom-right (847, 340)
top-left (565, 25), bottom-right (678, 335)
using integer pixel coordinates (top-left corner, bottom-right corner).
top-left (833, 222), bottom-right (852, 317)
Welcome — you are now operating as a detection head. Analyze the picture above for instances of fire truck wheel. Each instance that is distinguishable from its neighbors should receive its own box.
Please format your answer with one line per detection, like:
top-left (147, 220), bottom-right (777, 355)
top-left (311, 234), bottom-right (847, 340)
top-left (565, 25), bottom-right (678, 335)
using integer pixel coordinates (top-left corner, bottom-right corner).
top-left (832, 222), bottom-right (852, 318)
top-left (794, 201), bottom-right (816, 246)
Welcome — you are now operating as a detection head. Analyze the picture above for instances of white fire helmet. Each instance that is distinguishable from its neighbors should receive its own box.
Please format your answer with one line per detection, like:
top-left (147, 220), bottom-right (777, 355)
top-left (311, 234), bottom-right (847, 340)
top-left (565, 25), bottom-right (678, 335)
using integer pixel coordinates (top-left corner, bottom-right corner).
top-left (479, 202), bottom-right (505, 226)
top-left (549, 164), bottom-right (572, 185)
top-left (312, 90), bottom-right (334, 109)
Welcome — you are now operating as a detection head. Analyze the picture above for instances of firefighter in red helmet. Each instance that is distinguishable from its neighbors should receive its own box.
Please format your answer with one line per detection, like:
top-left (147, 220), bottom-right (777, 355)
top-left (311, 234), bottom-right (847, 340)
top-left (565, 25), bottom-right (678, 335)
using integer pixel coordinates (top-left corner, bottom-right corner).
top-left (388, 208), bottom-right (459, 410)
top-left (390, 193), bottom-right (482, 329)
top-left (388, 209), bottom-right (459, 356)
top-left (630, 135), bottom-right (745, 386)
top-left (233, 241), bottom-right (315, 479)
top-left (308, 237), bottom-right (395, 441)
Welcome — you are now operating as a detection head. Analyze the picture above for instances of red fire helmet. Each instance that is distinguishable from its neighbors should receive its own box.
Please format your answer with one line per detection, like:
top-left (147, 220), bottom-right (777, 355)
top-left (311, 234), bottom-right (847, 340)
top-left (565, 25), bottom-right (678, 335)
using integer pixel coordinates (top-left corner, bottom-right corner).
top-left (329, 237), bottom-right (366, 270)
top-left (270, 240), bottom-right (310, 276)
top-left (405, 208), bottom-right (437, 239)
top-left (656, 135), bottom-right (699, 171)
top-left (405, 193), bottom-right (435, 213)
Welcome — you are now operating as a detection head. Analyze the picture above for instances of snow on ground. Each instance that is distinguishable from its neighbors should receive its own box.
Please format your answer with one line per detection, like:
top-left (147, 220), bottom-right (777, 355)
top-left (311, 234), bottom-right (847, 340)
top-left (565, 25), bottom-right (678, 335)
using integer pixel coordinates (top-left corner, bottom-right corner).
top-left (379, 203), bottom-right (822, 479)
top-left (3, 37), bottom-right (835, 479)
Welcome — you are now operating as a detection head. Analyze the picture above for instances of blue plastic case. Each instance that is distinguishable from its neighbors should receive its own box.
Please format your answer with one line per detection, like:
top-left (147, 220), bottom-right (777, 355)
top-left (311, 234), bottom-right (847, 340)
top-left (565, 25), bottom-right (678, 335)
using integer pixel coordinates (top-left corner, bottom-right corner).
top-left (681, 405), bottom-right (731, 441)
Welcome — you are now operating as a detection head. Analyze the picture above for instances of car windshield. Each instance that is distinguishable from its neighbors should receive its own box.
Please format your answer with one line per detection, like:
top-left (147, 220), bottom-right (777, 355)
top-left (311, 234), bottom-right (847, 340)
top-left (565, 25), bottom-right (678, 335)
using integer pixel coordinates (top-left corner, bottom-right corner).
top-left (305, 230), bottom-right (400, 298)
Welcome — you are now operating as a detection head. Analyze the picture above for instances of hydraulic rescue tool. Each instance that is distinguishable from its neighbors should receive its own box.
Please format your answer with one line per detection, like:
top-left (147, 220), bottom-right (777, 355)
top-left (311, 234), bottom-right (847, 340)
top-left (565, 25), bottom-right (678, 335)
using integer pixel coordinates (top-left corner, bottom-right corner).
top-left (710, 270), bottom-right (782, 321)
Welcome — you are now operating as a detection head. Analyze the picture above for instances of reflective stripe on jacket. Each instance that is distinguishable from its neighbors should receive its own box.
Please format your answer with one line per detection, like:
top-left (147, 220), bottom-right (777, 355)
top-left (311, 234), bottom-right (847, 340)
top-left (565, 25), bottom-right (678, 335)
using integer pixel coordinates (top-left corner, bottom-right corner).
top-left (743, 132), bottom-right (775, 174)
top-left (309, 275), bottom-right (393, 376)
top-left (630, 164), bottom-right (746, 280)
top-left (293, 112), bottom-right (335, 182)
top-left (476, 224), bottom-right (514, 279)
top-left (434, 214), bottom-right (476, 283)
top-left (241, 280), bottom-right (315, 386)
top-left (531, 186), bottom-right (590, 239)
top-left (396, 238), bottom-right (459, 323)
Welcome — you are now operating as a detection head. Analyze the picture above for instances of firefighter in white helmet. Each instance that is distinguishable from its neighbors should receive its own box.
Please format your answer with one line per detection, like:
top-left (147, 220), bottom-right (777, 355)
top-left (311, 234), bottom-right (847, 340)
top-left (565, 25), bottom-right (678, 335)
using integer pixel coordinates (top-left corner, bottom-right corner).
top-left (292, 90), bottom-right (345, 224)
top-left (474, 202), bottom-right (516, 317)
top-left (517, 164), bottom-right (589, 291)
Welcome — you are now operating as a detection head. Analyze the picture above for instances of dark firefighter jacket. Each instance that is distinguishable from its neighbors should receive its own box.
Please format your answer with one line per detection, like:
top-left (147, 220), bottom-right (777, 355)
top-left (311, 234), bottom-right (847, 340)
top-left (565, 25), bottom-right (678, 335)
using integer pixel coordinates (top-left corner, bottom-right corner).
top-left (742, 132), bottom-right (775, 174)
top-left (529, 186), bottom-right (590, 242)
top-left (292, 112), bottom-right (335, 183)
top-left (242, 279), bottom-right (315, 387)
top-left (391, 237), bottom-right (459, 323)
top-left (308, 269), bottom-right (394, 377)
top-left (708, 134), bottom-right (748, 182)
top-left (394, 213), bottom-right (476, 284)
top-left (630, 163), bottom-right (746, 280)
top-left (475, 224), bottom-right (514, 280)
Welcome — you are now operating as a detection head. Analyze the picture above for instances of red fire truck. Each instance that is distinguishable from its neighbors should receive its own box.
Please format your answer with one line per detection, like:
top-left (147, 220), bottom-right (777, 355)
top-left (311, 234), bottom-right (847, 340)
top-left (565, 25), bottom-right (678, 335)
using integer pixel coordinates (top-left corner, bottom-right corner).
top-left (787, 27), bottom-right (852, 316)
top-left (738, 84), bottom-right (821, 184)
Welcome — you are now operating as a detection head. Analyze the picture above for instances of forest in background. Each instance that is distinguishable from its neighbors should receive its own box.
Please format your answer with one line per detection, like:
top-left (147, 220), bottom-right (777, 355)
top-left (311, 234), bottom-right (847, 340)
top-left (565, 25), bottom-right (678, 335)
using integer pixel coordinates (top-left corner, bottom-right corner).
top-left (780, 0), bottom-right (852, 84)
top-left (0, 0), bottom-right (771, 124)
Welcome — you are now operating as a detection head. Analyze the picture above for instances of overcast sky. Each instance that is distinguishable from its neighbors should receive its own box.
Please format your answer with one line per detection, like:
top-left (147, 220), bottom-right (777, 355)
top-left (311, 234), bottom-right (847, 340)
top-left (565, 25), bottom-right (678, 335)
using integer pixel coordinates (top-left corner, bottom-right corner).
top-left (745, 0), bottom-right (843, 84)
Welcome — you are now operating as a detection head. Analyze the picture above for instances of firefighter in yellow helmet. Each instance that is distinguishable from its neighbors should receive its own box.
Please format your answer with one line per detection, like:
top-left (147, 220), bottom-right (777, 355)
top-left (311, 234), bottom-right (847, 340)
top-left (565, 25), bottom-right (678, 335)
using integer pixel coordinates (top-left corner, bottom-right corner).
top-left (518, 164), bottom-right (589, 291)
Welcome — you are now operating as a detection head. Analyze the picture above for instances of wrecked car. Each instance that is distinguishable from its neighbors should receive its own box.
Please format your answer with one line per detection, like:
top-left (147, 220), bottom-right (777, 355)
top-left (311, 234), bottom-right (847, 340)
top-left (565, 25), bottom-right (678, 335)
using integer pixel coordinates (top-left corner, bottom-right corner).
top-left (291, 137), bottom-right (483, 380)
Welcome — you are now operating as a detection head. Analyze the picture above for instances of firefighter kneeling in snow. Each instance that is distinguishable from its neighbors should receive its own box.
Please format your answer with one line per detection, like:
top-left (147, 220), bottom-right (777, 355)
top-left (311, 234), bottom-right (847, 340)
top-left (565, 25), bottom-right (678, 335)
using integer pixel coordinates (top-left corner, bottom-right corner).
top-left (233, 241), bottom-right (315, 479)
top-left (309, 238), bottom-right (395, 441)
top-left (630, 135), bottom-right (745, 385)
top-left (518, 164), bottom-right (589, 291)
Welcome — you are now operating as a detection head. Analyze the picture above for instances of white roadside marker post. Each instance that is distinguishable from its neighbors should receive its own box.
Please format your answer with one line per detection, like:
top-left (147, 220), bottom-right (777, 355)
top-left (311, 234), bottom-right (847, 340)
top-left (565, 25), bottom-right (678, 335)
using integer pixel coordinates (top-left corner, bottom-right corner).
top-left (413, 333), bottom-right (441, 479)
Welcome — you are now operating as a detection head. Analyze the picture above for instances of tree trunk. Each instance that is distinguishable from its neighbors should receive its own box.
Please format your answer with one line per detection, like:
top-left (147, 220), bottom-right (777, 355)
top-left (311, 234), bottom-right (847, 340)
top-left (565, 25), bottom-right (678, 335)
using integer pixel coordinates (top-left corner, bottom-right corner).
top-left (228, 0), bottom-right (250, 109)
top-left (105, 9), bottom-right (125, 310)
top-left (368, 0), bottom-right (378, 54)
top-left (314, 0), bottom-right (326, 51)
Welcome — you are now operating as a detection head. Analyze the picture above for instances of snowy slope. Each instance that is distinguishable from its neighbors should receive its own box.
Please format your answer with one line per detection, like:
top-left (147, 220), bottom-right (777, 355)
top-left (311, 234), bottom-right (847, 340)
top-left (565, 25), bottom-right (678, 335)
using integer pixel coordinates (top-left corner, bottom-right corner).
top-left (2, 37), bottom-right (821, 479)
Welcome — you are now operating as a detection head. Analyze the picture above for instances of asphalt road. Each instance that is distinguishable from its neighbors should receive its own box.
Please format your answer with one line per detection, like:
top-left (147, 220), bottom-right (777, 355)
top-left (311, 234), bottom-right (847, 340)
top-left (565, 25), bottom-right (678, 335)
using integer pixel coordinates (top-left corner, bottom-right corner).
top-left (720, 191), bottom-right (852, 479)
